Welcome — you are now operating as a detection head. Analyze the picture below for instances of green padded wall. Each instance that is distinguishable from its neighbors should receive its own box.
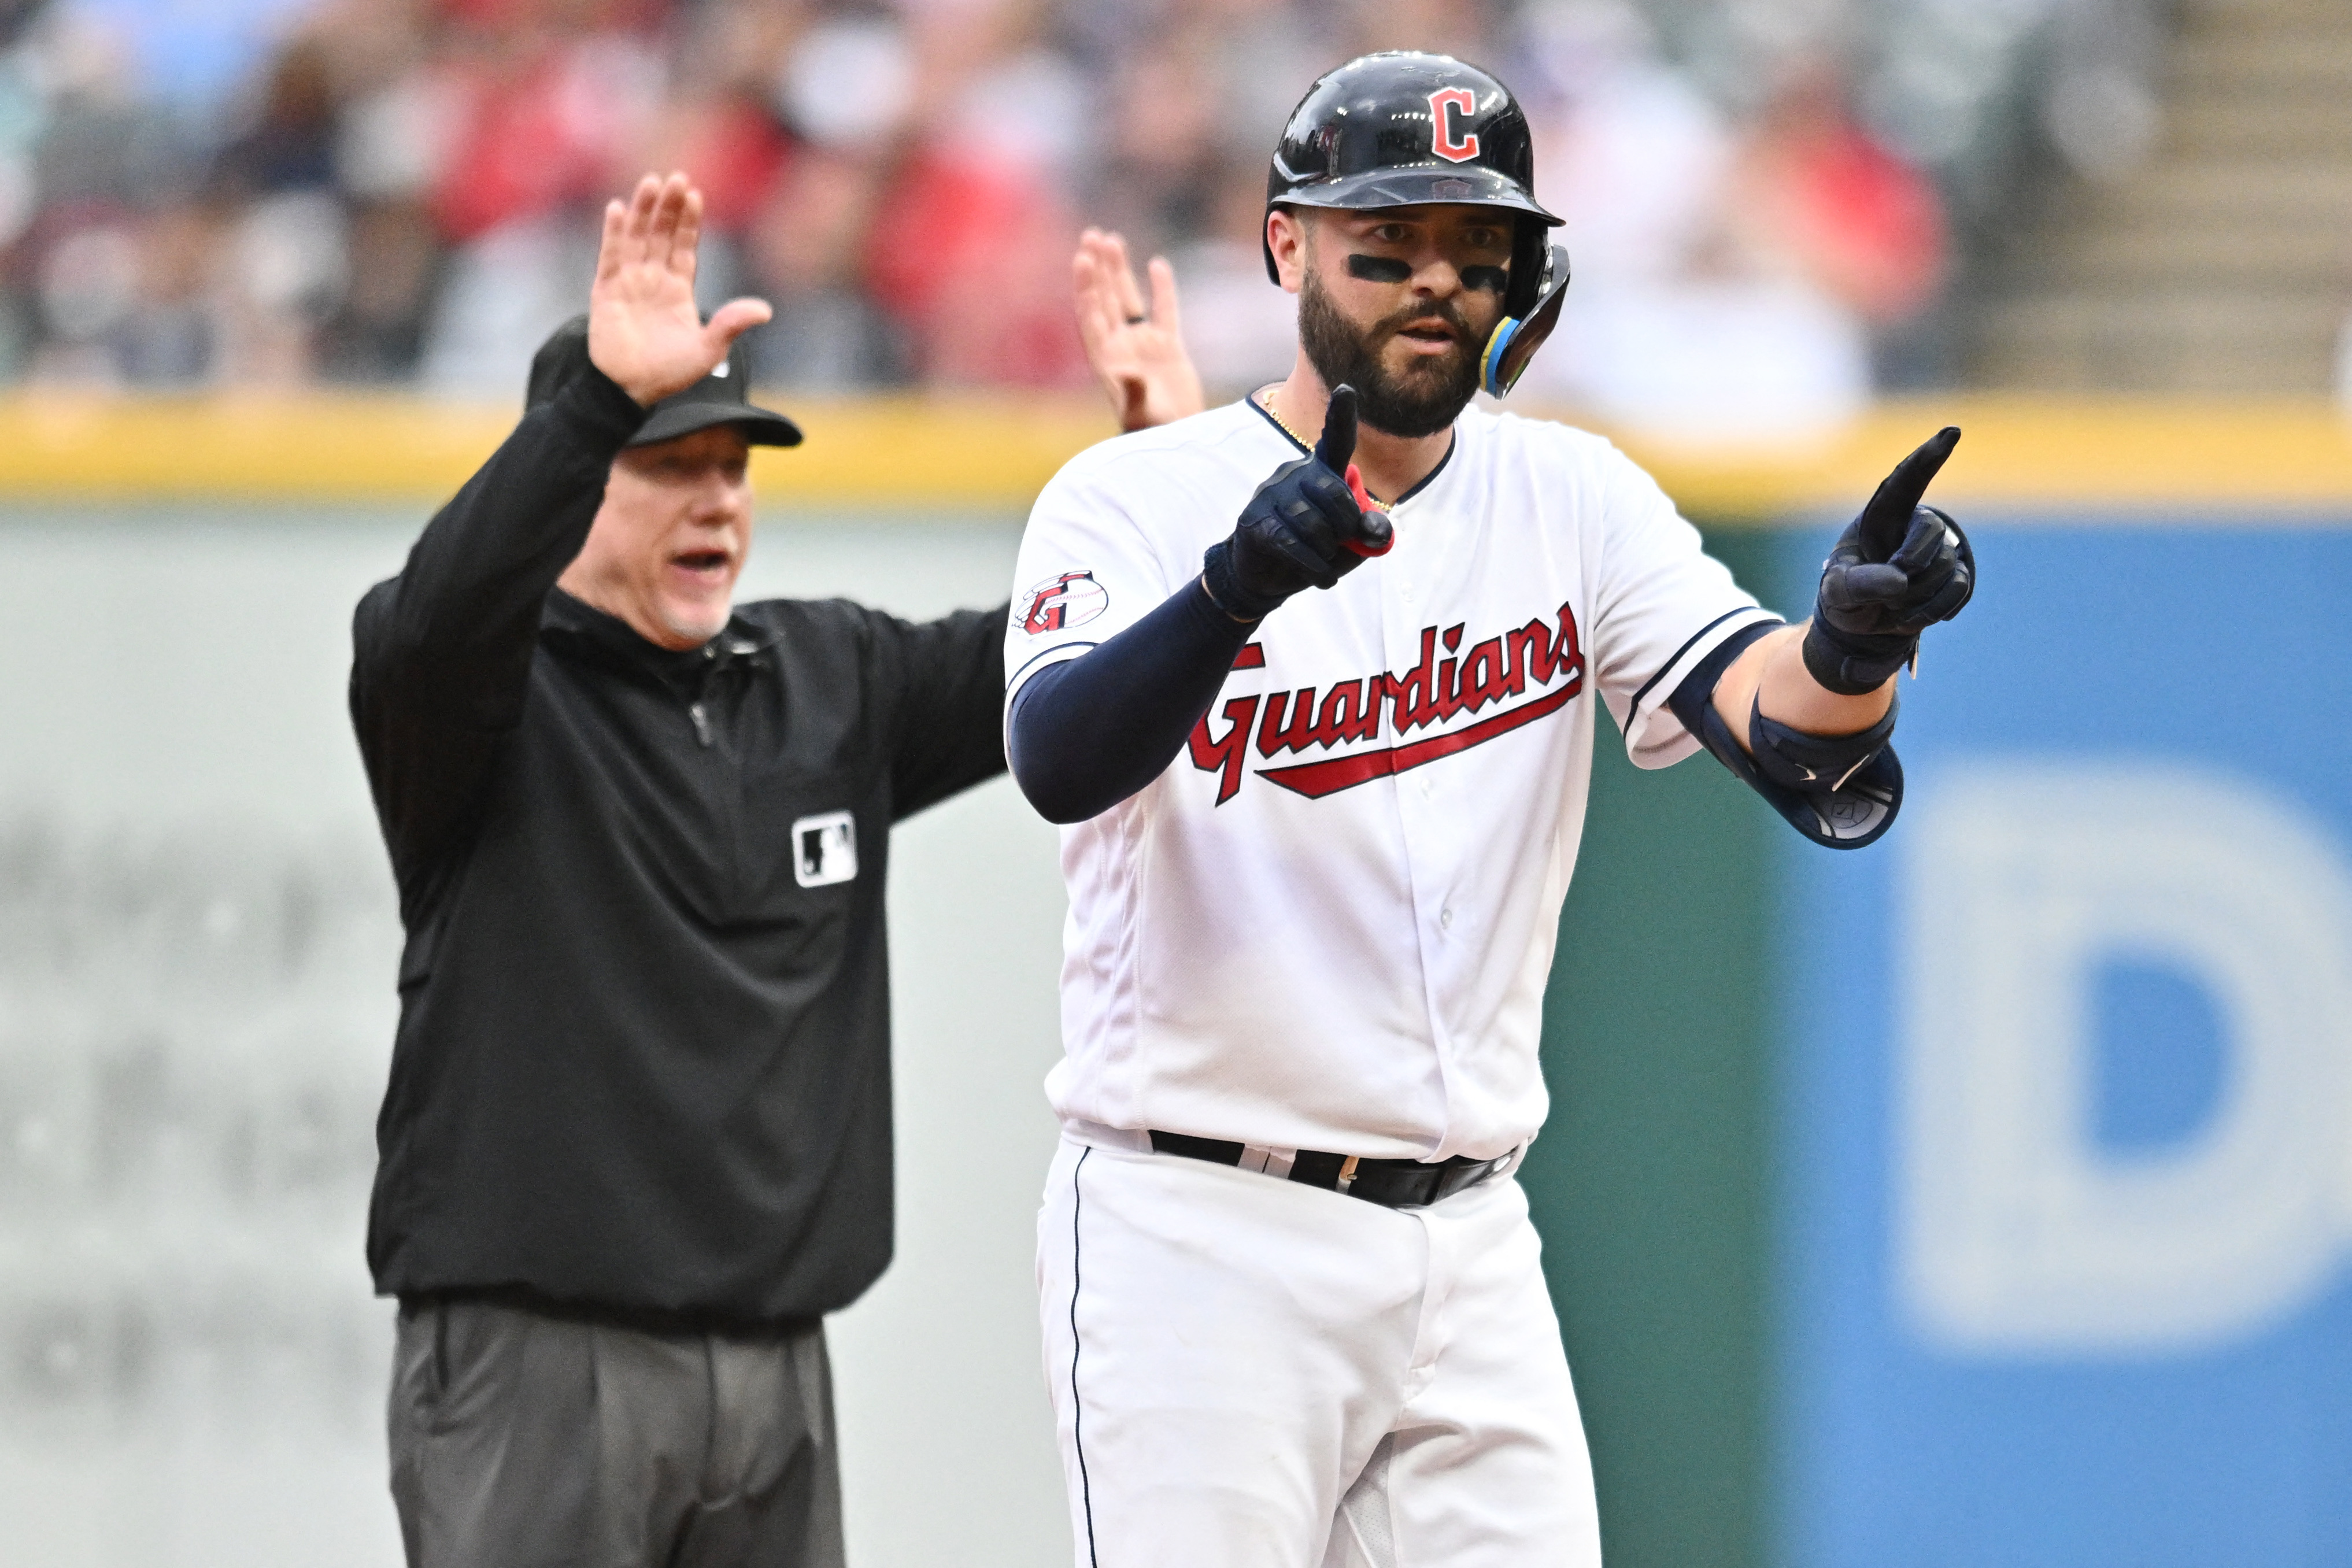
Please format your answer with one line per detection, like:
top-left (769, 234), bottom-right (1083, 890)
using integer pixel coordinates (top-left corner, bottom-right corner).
top-left (1519, 529), bottom-right (1781, 1568)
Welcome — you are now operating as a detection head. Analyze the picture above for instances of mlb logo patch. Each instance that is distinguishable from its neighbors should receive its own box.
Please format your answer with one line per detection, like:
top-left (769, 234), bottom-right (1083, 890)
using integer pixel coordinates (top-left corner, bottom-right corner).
top-left (792, 811), bottom-right (857, 887)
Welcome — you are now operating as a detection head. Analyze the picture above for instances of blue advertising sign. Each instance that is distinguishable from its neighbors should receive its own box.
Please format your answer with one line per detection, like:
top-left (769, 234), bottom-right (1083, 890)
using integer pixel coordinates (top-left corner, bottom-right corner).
top-left (1777, 522), bottom-right (2352, 1567)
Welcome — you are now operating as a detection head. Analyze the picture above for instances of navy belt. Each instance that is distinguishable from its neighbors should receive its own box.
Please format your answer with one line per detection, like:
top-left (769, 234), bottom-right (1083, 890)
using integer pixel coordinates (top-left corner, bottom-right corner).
top-left (1148, 1130), bottom-right (1515, 1209)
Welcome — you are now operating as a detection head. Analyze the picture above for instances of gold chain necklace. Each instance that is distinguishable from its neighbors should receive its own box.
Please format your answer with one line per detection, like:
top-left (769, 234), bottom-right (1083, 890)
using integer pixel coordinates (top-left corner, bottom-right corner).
top-left (1255, 387), bottom-right (1315, 450)
top-left (1255, 388), bottom-right (1394, 506)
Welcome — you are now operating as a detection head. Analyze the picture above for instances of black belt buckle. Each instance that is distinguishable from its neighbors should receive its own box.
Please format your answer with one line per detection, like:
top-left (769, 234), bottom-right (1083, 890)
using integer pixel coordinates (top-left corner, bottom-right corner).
top-left (1147, 1131), bottom-right (1514, 1210)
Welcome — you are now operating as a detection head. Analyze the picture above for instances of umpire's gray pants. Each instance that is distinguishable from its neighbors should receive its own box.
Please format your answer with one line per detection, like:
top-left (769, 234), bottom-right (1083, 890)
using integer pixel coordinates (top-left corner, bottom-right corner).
top-left (389, 1299), bottom-right (845, 1568)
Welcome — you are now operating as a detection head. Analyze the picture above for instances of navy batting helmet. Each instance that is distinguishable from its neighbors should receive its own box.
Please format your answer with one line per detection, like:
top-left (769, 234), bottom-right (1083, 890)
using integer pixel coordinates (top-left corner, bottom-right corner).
top-left (1264, 52), bottom-right (1571, 396)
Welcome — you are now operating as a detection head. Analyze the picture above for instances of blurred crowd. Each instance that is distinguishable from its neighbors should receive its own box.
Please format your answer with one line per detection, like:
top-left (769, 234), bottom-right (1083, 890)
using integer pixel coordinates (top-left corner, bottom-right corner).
top-left (0, 0), bottom-right (1975, 426)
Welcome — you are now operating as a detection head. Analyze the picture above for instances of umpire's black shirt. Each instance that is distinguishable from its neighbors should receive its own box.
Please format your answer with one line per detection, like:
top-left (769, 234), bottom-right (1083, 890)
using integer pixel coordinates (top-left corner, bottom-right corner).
top-left (350, 364), bottom-right (1006, 1327)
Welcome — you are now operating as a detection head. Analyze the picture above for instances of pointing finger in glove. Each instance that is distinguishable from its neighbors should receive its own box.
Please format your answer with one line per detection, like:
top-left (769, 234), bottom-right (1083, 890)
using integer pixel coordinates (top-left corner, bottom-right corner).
top-left (1312, 385), bottom-right (1393, 558)
top-left (1857, 426), bottom-right (1960, 563)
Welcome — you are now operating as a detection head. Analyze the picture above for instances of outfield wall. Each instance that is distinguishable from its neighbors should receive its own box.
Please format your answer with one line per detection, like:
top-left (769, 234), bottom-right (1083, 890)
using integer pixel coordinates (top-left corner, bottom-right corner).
top-left (1545, 513), bottom-right (2352, 1568)
top-left (1775, 517), bottom-right (2352, 1568)
top-left (0, 510), bottom-right (1070, 1568)
top-left (3, 398), bottom-right (2349, 1567)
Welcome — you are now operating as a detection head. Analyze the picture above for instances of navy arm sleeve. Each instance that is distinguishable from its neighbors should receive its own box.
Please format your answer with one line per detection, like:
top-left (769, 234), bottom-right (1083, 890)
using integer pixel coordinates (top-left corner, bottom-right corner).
top-left (1008, 578), bottom-right (1251, 824)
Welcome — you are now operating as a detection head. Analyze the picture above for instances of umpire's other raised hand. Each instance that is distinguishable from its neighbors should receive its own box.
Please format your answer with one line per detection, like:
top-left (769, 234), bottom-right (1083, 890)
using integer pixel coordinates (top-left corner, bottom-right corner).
top-left (590, 172), bottom-right (774, 408)
top-left (1202, 386), bottom-right (1393, 622)
top-left (1073, 228), bottom-right (1206, 434)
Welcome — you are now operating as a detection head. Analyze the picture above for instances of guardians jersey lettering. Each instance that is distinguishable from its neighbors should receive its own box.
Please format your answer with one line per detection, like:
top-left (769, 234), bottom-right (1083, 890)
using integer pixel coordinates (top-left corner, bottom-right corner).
top-left (1188, 602), bottom-right (1584, 804)
top-left (1005, 400), bottom-right (1776, 1160)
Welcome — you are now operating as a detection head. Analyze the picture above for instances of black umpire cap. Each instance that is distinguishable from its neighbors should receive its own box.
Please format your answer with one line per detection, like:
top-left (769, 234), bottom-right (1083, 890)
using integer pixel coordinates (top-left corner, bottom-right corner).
top-left (527, 313), bottom-right (803, 448)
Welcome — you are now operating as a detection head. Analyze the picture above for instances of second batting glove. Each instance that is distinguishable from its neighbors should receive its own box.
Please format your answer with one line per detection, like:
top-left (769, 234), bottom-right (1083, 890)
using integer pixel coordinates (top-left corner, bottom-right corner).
top-left (1804, 426), bottom-right (1976, 694)
top-left (1203, 384), bottom-right (1393, 621)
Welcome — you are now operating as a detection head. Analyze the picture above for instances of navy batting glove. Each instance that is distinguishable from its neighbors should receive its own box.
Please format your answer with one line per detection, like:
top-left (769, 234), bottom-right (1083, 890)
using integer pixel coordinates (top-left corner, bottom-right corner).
top-left (1204, 385), bottom-right (1393, 620)
top-left (1803, 426), bottom-right (1976, 694)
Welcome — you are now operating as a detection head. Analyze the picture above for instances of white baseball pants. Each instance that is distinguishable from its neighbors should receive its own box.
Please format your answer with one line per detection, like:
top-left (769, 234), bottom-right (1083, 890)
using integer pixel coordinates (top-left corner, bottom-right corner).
top-left (1036, 1135), bottom-right (1603, 1567)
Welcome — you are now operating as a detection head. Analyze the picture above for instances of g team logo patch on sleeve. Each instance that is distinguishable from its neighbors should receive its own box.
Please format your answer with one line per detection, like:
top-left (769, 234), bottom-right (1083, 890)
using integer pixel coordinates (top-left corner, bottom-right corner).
top-left (1020, 571), bottom-right (1110, 635)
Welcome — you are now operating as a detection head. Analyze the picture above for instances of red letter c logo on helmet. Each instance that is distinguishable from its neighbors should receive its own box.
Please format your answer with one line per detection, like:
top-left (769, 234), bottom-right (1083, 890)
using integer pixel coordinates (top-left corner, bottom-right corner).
top-left (1429, 87), bottom-right (1480, 163)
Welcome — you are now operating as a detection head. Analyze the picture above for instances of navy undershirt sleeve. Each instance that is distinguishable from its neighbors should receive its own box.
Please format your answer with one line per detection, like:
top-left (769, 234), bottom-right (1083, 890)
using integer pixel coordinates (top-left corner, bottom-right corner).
top-left (1663, 619), bottom-right (1784, 744)
top-left (1008, 578), bottom-right (1252, 824)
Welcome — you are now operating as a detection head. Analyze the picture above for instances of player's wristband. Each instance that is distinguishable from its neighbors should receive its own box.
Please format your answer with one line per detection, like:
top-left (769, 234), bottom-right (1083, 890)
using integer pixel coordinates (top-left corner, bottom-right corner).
top-left (1800, 619), bottom-right (1914, 697)
top-left (1201, 539), bottom-right (1280, 622)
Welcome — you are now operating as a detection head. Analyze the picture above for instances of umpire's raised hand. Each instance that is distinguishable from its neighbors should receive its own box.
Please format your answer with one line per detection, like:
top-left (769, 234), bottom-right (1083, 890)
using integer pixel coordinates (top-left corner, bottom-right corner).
top-left (1202, 386), bottom-right (1395, 621)
top-left (1073, 227), bottom-right (1207, 434)
top-left (1803, 426), bottom-right (1976, 694)
top-left (589, 172), bottom-right (774, 408)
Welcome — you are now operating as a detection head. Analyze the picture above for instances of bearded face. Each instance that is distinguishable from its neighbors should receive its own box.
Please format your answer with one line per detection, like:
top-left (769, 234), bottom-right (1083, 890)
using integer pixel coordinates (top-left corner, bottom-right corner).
top-left (1291, 209), bottom-right (1512, 439)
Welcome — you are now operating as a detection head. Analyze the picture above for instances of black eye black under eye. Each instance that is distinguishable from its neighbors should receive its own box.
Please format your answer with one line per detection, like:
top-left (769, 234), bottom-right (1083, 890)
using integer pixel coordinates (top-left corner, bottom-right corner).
top-left (1347, 254), bottom-right (1412, 283)
top-left (1461, 265), bottom-right (1507, 293)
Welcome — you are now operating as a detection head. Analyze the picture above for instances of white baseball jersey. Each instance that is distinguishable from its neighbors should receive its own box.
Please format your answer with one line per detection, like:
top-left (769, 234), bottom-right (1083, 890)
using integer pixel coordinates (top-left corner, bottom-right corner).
top-left (1005, 397), bottom-right (1774, 1162)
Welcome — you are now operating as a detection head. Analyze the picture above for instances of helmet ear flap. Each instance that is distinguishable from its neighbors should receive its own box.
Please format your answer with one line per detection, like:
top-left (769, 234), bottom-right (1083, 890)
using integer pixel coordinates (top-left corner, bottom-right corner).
top-left (1481, 243), bottom-right (1571, 397)
top-left (1503, 217), bottom-right (1547, 320)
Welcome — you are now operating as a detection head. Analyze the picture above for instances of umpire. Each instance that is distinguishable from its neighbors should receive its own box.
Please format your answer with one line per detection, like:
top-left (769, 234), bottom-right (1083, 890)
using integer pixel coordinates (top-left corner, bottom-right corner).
top-left (349, 173), bottom-right (1004, 1567)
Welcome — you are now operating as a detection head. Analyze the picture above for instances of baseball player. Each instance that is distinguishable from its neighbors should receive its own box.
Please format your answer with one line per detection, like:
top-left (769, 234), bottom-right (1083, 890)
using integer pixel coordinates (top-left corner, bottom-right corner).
top-left (1001, 53), bottom-right (1974, 1567)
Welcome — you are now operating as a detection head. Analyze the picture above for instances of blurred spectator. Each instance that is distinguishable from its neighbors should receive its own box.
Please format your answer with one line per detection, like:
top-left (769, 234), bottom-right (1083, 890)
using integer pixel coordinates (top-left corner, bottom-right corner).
top-left (746, 145), bottom-right (909, 389)
top-left (316, 0), bottom-right (446, 379)
top-left (418, 9), bottom-right (663, 393)
top-left (1525, 0), bottom-right (1728, 293)
top-left (0, 0), bottom-right (1967, 401)
top-left (117, 198), bottom-right (217, 384)
top-left (1508, 0), bottom-right (1857, 440)
top-left (212, 36), bottom-right (349, 382)
top-left (1729, 59), bottom-right (1947, 331)
top-left (1726, 57), bottom-right (1948, 393)
top-left (739, 1), bottom-right (911, 388)
top-left (1545, 250), bottom-right (1874, 444)
top-left (1089, 20), bottom-right (1222, 261)
top-left (21, 6), bottom-right (203, 385)
top-left (69, 0), bottom-right (316, 117)
top-left (1166, 152), bottom-right (1296, 396)
top-left (1344, 0), bottom-right (1499, 62)
top-left (865, 138), bottom-right (1084, 386)
top-left (860, 0), bottom-right (1090, 386)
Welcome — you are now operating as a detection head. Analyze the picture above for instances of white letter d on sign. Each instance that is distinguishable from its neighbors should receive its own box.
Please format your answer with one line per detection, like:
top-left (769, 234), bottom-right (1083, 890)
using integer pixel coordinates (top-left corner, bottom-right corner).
top-left (1900, 762), bottom-right (2352, 1353)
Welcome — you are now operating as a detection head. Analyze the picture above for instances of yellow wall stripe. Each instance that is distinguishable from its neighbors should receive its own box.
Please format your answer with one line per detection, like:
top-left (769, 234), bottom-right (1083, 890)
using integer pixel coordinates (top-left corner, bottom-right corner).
top-left (2, 392), bottom-right (2349, 517)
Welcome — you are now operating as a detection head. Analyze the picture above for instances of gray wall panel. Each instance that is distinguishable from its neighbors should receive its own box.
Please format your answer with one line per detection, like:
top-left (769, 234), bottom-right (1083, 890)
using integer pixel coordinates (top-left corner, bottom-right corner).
top-left (0, 507), bottom-right (1069, 1568)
